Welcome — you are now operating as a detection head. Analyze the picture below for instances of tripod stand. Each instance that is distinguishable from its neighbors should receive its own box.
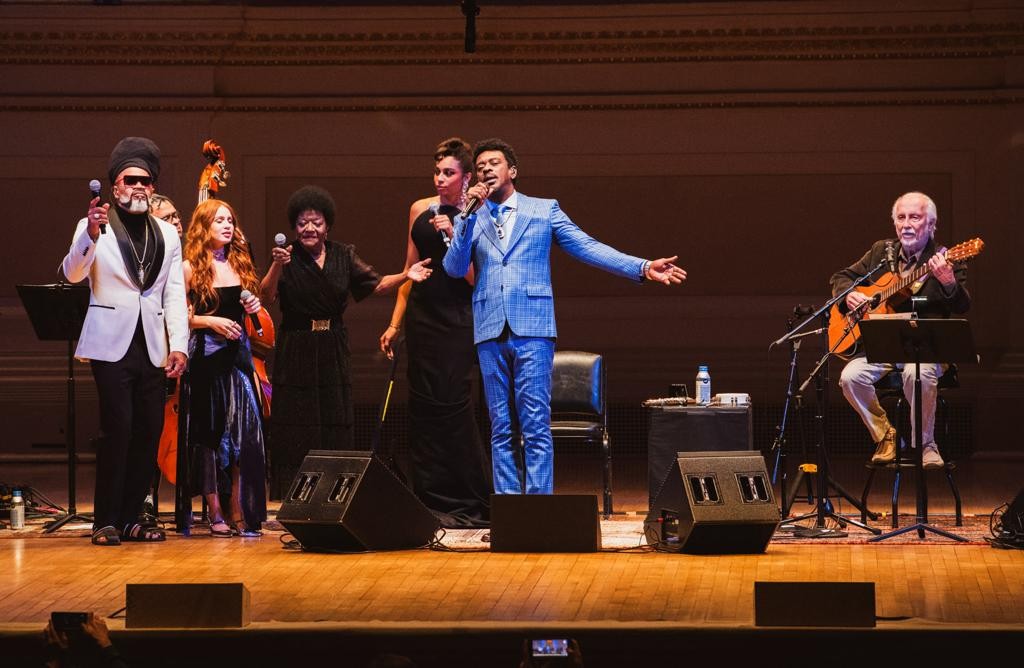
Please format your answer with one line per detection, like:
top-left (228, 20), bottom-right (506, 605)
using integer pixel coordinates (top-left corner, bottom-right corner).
top-left (772, 315), bottom-right (880, 527)
top-left (770, 266), bottom-right (889, 538)
top-left (861, 318), bottom-right (974, 543)
top-left (16, 283), bottom-right (93, 533)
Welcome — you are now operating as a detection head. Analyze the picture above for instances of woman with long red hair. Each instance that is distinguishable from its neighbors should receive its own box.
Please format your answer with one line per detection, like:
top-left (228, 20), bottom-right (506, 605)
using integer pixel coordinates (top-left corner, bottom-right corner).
top-left (181, 199), bottom-right (266, 537)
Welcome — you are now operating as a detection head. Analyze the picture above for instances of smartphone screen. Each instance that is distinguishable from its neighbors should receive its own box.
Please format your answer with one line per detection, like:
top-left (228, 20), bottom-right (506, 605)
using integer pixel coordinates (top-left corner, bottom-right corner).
top-left (531, 639), bottom-right (569, 657)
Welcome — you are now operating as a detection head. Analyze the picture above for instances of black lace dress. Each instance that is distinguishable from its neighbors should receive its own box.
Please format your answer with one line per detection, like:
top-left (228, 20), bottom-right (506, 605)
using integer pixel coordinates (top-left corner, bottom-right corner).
top-left (405, 205), bottom-right (491, 527)
top-left (268, 240), bottom-right (381, 500)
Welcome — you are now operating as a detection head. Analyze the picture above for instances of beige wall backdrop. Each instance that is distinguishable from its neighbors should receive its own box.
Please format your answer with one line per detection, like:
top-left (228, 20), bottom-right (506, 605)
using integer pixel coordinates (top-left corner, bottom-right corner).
top-left (1, 1), bottom-right (1021, 456)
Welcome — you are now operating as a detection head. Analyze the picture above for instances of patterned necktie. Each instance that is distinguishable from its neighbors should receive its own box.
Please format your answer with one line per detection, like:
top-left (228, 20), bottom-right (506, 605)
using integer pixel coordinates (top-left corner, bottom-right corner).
top-left (493, 204), bottom-right (510, 248)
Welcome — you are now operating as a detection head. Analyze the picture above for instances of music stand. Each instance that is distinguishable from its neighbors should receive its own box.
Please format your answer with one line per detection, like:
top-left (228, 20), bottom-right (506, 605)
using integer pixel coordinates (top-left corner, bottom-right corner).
top-left (859, 318), bottom-right (976, 542)
top-left (15, 283), bottom-right (92, 532)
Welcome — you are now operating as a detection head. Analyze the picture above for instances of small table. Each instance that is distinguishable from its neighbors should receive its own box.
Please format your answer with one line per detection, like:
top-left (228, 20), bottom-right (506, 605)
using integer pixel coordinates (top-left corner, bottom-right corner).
top-left (646, 404), bottom-right (753, 507)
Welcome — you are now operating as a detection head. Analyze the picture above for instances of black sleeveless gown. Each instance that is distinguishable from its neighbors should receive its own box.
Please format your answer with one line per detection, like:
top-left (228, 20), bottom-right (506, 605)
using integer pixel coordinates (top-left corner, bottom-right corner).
top-left (184, 285), bottom-right (267, 531)
top-left (406, 205), bottom-right (491, 527)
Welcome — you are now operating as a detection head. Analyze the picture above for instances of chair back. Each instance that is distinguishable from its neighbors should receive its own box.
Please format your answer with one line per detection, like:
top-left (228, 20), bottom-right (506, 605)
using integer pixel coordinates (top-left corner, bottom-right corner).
top-left (551, 351), bottom-right (604, 417)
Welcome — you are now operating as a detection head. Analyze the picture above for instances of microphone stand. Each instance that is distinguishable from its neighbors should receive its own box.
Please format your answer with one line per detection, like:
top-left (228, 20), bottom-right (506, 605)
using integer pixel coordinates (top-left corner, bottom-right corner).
top-left (771, 260), bottom-right (888, 537)
top-left (772, 322), bottom-right (826, 522)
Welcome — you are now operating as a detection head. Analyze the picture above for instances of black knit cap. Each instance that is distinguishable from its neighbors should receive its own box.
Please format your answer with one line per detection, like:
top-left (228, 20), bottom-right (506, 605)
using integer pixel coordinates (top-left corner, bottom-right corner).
top-left (107, 136), bottom-right (161, 185)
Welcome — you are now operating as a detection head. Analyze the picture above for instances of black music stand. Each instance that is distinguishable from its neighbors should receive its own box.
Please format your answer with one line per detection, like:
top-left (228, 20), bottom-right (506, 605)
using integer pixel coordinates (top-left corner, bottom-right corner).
top-left (860, 318), bottom-right (975, 543)
top-left (15, 283), bottom-right (92, 533)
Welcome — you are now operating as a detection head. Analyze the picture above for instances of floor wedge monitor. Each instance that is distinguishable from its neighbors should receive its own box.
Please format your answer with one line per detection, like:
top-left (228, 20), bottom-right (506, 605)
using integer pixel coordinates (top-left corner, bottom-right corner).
top-left (645, 450), bottom-right (779, 554)
top-left (277, 450), bottom-right (439, 552)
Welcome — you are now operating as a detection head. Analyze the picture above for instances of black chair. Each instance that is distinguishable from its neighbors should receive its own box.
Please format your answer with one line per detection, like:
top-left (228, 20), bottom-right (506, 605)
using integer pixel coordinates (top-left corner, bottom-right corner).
top-left (550, 351), bottom-right (612, 518)
top-left (859, 364), bottom-right (962, 528)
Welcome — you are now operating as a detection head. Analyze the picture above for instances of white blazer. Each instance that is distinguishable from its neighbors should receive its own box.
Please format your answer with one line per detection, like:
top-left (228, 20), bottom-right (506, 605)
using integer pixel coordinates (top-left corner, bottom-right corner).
top-left (62, 216), bottom-right (189, 366)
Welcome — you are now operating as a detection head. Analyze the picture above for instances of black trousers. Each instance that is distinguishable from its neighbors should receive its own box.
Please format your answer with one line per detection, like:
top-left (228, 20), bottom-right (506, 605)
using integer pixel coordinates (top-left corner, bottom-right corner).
top-left (89, 320), bottom-right (166, 532)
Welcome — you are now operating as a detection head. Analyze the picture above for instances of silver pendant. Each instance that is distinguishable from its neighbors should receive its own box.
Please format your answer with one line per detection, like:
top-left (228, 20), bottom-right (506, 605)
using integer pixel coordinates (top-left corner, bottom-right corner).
top-left (496, 227), bottom-right (504, 239)
top-left (138, 264), bottom-right (145, 283)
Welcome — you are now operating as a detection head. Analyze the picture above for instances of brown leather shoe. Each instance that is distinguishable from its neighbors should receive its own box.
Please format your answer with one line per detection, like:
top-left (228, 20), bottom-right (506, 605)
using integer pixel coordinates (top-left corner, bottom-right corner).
top-left (871, 426), bottom-right (897, 464)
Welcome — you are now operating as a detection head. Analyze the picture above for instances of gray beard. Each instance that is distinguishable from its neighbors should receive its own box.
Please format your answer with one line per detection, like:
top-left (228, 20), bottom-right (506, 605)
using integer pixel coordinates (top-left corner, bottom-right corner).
top-left (118, 193), bottom-right (149, 214)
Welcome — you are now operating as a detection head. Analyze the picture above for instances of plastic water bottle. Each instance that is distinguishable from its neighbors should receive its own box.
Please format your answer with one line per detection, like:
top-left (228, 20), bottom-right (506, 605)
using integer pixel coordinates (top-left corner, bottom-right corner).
top-left (696, 365), bottom-right (711, 405)
top-left (10, 489), bottom-right (25, 529)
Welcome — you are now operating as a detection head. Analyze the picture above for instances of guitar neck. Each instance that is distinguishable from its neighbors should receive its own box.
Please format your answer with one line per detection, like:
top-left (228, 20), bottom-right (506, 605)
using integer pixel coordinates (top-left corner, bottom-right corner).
top-left (877, 262), bottom-right (930, 303)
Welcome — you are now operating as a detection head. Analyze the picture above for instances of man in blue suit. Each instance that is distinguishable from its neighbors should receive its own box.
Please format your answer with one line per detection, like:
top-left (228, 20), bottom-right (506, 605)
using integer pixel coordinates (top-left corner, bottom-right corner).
top-left (444, 138), bottom-right (686, 495)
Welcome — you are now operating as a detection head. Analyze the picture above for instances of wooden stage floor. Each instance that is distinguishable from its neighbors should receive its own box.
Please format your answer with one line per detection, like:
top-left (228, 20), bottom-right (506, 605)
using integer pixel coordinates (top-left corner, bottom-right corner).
top-left (2, 455), bottom-right (1022, 665)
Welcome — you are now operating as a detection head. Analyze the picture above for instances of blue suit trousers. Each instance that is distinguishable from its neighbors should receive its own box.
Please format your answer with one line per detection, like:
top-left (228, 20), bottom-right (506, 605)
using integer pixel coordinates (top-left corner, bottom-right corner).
top-left (477, 330), bottom-right (555, 494)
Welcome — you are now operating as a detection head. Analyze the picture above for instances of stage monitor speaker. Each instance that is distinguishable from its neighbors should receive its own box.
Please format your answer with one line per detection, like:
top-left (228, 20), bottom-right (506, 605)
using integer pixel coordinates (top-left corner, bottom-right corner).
top-left (644, 450), bottom-right (779, 554)
top-left (126, 583), bottom-right (249, 628)
top-left (754, 581), bottom-right (876, 627)
top-left (490, 494), bottom-right (601, 552)
top-left (277, 450), bottom-right (439, 552)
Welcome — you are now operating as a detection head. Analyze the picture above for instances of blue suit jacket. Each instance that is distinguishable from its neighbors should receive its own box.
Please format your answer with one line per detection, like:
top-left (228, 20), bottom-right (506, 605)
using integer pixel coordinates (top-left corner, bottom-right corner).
top-left (443, 192), bottom-right (645, 344)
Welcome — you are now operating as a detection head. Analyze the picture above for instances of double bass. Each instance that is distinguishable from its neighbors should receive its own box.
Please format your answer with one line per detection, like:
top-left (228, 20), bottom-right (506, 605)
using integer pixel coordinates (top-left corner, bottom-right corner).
top-left (196, 141), bottom-right (275, 415)
top-left (157, 140), bottom-right (275, 487)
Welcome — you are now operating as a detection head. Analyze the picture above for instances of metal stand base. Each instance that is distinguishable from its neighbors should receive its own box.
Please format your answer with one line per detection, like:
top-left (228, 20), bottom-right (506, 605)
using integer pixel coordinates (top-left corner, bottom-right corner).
top-left (43, 510), bottom-right (93, 533)
top-left (783, 466), bottom-right (880, 523)
top-left (869, 522), bottom-right (968, 543)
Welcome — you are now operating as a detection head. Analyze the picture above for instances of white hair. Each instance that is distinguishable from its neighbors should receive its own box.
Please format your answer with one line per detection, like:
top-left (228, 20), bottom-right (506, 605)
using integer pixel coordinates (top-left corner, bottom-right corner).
top-left (891, 191), bottom-right (938, 225)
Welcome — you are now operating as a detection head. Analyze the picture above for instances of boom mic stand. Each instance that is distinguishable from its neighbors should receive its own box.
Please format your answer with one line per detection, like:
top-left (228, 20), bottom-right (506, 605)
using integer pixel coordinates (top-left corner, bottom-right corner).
top-left (771, 307), bottom-right (812, 519)
top-left (771, 262), bottom-right (889, 537)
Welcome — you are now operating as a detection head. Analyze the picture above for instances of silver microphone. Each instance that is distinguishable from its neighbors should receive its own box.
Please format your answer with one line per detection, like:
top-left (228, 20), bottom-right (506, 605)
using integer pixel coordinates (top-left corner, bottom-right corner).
top-left (429, 203), bottom-right (450, 248)
top-left (239, 289), bottom-right (263, 337)
top-left (885, 241), bottom-right (897, 274)
top-left (274, 233), bottom-right (287, 247)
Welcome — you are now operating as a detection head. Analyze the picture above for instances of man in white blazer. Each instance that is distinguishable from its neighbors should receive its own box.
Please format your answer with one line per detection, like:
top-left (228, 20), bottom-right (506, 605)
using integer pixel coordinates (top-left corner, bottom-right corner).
top-left (444, 138), bottom-right (686, 496)
top-left (62, 137), bottom-right (188, 545)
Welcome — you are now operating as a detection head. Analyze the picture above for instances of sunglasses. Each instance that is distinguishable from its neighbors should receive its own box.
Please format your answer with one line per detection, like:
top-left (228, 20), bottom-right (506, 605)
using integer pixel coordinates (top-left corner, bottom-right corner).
top-left (120, 175), bottom-right (153, 187)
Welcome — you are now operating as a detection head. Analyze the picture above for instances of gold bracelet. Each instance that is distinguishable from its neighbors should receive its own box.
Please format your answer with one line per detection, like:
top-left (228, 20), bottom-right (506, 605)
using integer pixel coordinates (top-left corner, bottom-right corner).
top-left (389, 323), bottom-right (401, 330)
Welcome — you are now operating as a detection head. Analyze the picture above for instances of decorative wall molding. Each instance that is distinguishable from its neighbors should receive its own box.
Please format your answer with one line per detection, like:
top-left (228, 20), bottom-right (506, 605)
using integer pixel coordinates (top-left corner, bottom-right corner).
top-left (2, 22), bottom-right (1024, 66)
top-left (3, 93), bottom-right (1022, 113)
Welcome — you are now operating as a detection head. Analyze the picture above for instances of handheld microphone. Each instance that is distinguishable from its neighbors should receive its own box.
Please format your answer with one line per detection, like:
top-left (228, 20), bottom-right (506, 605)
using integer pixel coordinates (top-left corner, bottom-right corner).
top-left (89, 179), bottom-right (106, 234)
top-left (239, 289), bottom-right (263, 337)
top-left (274, 233), bottom-right (287, 247)
top-left (459, 181), bottom-right (495, 219)
top-left (885, 241), bottom-right (897, 274)
top-left (428, 203), bottom-right (450, 248)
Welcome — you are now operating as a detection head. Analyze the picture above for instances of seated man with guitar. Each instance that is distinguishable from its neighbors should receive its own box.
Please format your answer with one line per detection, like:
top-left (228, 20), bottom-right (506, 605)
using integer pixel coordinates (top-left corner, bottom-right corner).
top-left (830, 192), bottom-right (974, 469)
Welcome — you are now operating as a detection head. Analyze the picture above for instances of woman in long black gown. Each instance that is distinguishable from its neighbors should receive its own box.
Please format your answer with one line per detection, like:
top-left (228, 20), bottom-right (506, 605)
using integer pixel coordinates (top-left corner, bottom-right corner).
top-left (262, 185), bottom-right (432, 500)
top-left (380, 138), bottom-right (492, 528)
top-left (182, 199), bottom-right (266, 537)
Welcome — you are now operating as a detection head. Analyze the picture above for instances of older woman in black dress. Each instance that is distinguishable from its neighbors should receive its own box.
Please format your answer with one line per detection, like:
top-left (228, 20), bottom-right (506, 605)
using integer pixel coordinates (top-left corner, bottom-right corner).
top-left (380, 138), bottom-right (492, 528)
top-left (262, 185), bottom-right (432, 499)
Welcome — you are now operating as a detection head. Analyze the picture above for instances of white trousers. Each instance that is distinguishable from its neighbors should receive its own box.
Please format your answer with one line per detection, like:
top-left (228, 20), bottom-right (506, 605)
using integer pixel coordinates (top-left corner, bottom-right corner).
top-left (838, 357), bottom-right (944, 448)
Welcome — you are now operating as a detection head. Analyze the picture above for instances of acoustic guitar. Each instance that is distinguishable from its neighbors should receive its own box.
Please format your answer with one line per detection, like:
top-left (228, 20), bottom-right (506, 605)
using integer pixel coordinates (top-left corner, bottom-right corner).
top-left (827, 237), bottom-right (984, 359)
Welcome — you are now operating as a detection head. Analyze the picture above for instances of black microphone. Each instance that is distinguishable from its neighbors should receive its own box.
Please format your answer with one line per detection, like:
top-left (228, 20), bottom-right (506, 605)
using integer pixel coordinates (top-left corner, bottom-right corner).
top-left (885, 241), bottom-right (897, 274)
top-left (428, 203), bottom-right (450, 248)
top-left (89, 179), bottom-right (106, 234)
top-left (239, 289), bottom-right (263, 337)
top-left (459, 181), bottom-right (495, 219)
